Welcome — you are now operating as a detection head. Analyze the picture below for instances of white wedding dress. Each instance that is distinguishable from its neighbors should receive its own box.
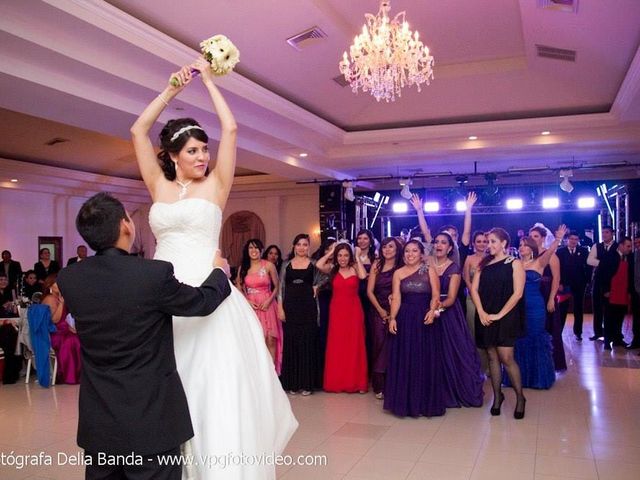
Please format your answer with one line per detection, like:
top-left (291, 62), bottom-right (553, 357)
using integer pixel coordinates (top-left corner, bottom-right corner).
top-left (149, 198), bottom-right (298, 479)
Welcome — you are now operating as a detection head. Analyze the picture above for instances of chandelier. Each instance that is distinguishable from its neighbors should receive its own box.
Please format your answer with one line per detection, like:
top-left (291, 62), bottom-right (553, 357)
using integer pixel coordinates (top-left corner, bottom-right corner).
top-left (339, 1), bottom-right (434, 102)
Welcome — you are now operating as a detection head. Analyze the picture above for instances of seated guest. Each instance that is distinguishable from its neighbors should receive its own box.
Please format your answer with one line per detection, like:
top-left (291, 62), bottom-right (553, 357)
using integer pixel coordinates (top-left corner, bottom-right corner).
top-left (0, 273), bottom-right (21, 384)
top-left (67, 245), bottom-right (89, 266)
top-left (22, 270), bottom-right (42, 300)
top-left (1, 250), bottom-right (22, 292)
top-left (34, 248), bottom-right (61, 285)
top-left (41, 274), bottom-right (81, 384)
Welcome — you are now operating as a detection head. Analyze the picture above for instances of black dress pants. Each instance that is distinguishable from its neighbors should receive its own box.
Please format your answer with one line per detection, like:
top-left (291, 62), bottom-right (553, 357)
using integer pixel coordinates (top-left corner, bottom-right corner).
top-left (604, 303), bottom-right (626, 346)
top-left (559, 283), bottom-right (586, 336)
top-left (85, 447), bottom-right (182, 480)
top-left (592, 281), bottom-right (605, 338)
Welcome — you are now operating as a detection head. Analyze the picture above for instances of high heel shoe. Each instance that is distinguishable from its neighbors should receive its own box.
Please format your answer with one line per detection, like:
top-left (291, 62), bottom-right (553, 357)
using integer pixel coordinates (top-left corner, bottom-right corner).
top-left (514, 397), bottom-right (527, 420)
top-left (490, 392), bottom-right (505, 416)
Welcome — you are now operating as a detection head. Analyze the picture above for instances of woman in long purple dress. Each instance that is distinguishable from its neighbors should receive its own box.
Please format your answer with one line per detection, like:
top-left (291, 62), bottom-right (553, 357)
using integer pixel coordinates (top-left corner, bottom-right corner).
top-left (384, 240), bottom-right (445, 417)
top-left (366, 237), bottom-right (403, 399)
top-left (432, 232), bottom-right (484, 408)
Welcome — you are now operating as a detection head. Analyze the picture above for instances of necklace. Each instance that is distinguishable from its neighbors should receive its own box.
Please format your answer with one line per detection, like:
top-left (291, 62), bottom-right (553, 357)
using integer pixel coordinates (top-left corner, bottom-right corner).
top-left (433, 258), bottom-right (450, 272)
top-left (176, 179), bottom-right (193, 199)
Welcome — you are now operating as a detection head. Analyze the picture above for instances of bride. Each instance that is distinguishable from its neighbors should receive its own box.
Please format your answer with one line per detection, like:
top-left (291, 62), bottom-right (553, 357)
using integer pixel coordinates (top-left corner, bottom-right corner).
top-left (131, 57), bottom-right (298, 479)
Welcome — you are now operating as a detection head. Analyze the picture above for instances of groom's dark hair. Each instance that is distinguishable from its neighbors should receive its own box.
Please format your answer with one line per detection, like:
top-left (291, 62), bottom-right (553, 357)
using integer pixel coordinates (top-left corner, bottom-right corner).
top-left (76, 192), bottom-right (129, 252)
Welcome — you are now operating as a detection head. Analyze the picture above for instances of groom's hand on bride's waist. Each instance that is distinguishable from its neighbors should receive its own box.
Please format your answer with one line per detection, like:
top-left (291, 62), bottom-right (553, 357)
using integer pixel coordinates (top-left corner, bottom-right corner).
top-left (213, 249), bottom-right (231, 278)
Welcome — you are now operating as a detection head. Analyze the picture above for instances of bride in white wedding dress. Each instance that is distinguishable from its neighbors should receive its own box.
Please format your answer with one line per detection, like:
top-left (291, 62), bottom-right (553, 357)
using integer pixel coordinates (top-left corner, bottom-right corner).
top-left (131, 58), bottom-right (298, 479)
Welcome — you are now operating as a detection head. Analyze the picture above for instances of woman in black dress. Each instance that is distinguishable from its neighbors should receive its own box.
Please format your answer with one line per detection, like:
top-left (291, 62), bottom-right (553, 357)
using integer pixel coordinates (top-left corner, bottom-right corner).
top-left (278, 234), bottom-right (319, 395)
top-left (471, 228), bottom-right (527, 419)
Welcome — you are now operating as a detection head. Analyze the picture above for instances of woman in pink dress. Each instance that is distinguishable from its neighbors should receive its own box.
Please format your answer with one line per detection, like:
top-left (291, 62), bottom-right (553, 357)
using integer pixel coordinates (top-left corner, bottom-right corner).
top-left (237, 239), bottom-right (283, 373)
top-left (41, 274), bottom-right (81, 384)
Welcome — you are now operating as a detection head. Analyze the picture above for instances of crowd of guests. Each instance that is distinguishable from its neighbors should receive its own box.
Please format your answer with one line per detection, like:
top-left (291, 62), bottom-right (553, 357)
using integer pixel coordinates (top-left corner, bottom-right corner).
top-left (234, 194), bottom-right (640, 421)
top-left (0, 246), bottom-right (87, 385)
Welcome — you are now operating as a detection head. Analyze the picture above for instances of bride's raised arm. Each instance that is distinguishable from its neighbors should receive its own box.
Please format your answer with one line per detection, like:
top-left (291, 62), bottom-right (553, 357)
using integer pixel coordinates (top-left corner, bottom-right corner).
top-left (194, 58), bottom-right (238, 209)
top-left (130, 65), bottom-right (194, 199)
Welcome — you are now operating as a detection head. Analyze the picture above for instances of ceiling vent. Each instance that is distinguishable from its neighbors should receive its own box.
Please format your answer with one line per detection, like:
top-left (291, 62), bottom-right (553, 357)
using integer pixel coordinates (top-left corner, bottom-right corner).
top-left (286, 26), bottom-right (327, 51)
top-left (536, 44), bottom-right (577, 62)
top-left (333, 75), bottom-right (350, 87)
top-left (44, 137), bottom-right (70, 146)
top-left (538, 0), bottom-right (579, 13)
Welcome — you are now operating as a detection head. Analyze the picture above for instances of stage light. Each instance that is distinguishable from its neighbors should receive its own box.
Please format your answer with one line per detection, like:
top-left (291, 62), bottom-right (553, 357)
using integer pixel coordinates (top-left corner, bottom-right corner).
top-left (455, 201), bottom-right (467, 212)
top-left (506, 198), bottom-right (523, 210)
top-left (342, 181), bottom-right (355, 202)
top-left (542, 197), bottom-right (559, 209)
top-left (577, 197), bottom-right (596, 209)
top-left (559, 169), bottom-right (574, 193)
top-left (383, 195), bottom-right (390, 205)
top-left (392, 202), bottom-right (408, 213)
top-left (373, 192), bottom-right (381, 203)
top-left (468, 135), bottom-right (478, 140)
top-left (399, 178), bottom-right (412, 199)
top-left (423, 201), bottom-right (440, 213)
top-left (541, 131), bottom-right (551, 135)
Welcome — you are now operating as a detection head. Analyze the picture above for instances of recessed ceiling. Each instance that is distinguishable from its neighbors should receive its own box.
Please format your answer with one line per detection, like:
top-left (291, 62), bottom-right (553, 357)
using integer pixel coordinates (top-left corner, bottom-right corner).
top-left (0, 0), bottom-right (639, 184)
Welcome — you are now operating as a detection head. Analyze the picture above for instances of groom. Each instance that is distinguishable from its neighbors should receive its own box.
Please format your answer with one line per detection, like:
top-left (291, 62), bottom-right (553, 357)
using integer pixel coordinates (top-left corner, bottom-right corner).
top-left (57, 192), bottom-right (231, 480)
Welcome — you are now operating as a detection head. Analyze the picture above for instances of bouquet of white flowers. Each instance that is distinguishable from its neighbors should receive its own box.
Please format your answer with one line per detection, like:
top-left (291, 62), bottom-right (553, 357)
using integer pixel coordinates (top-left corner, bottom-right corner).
top-left (171, 34), bottom-right (240, 86)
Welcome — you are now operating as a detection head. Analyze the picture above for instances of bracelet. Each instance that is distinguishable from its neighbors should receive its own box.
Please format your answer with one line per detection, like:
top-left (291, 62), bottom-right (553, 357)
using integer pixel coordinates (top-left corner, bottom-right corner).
top-left (158, 94), bottom-right (170, 106)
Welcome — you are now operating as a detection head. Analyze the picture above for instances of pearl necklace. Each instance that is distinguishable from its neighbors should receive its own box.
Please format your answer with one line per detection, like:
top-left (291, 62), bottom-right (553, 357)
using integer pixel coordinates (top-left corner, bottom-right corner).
top-left (176, 179), bottom-right (193, 199)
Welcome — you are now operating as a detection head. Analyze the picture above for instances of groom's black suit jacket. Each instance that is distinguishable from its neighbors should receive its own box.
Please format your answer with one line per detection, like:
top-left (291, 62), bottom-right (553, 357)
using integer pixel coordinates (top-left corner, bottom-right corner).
top-left (57, 248), bottom-right (231, 456)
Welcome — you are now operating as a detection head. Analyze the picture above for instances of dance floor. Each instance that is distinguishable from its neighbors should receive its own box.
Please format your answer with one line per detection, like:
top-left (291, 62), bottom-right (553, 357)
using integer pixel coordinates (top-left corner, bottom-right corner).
top-left (1, 315), bottom-right (639, 480)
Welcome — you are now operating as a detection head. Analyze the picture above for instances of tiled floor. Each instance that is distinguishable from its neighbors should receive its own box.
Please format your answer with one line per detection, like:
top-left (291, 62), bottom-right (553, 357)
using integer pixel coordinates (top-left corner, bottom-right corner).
top-left (1, 315), bottom-right (639, 479)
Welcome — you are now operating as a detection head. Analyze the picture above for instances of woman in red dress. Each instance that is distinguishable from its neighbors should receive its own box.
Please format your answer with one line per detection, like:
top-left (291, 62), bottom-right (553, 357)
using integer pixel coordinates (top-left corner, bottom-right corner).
top-left (316, 242), bottom-right (368, 393)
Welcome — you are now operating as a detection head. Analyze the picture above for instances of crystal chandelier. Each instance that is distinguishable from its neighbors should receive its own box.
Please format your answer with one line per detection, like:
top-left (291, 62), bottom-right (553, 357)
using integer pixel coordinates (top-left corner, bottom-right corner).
top-left (339, 1), bottom-right (434, 102)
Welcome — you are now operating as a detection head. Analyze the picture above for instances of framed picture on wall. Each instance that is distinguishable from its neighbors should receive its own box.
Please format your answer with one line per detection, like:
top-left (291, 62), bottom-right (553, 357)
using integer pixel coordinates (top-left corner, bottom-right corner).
top-left (38, 236), bottom-right (63, 262)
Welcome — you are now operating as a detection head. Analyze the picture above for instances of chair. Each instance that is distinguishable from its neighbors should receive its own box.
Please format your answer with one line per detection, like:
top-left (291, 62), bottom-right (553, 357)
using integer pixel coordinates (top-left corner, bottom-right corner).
top-left (26, 304), bottom-right (57, 387)
top-left (24, 348), bottom-right (57, 386)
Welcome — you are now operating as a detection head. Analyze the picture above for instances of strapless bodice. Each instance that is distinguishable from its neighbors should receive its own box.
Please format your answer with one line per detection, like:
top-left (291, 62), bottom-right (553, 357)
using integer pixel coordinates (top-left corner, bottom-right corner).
top-left (149, 198), bottom-right (222, 286)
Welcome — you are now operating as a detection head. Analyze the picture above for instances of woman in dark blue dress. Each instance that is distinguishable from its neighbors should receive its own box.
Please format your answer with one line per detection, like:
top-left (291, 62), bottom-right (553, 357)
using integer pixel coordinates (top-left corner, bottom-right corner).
top-left (384, 240), bottom-right (445, 417)
top-left (508, 226), bottom-right (566, 389)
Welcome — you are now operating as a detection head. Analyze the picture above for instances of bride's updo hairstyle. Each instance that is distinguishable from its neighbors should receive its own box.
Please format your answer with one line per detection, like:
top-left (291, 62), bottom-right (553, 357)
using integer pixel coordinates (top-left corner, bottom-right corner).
top-left (157, 118), bottom-right (209, 180)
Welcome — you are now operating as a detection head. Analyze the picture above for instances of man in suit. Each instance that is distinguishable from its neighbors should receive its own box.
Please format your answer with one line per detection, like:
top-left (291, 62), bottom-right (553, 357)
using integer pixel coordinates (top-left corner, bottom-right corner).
top-left (557, 231), bottom-right (591, 341)
top-left (599, 237), bottom-right (633, 350)
top-left (57, 192), bottom-right (231, 480)
top-left (1, 250), bottom-right (22, 292)
top-left (587, 226), bottom-right (618, 341)
top-left (627, 237), bottom-right (640, 350)
top-left (67, 245), bottom-right (88, 265)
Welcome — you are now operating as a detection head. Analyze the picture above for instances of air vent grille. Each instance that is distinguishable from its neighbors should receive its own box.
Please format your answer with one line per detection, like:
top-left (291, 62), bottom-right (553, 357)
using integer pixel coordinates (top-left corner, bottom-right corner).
top-left (45, 137), bottom-right (70, 146)
top-left (286, 26), bottom-right (327, 51)
top-left (333, 75), bottom-right (350, 87)
top-left (536, 44), bottom-right (576, 62)
top-left (538, 0), bottom-right (579, 13)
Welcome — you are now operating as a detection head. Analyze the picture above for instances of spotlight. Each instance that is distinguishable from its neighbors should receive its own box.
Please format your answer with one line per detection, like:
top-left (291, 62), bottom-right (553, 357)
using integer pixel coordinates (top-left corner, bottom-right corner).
top-left (542, 197), bottom-right (559, 209)
top-left (373, 192), bottom-right (381, 203)
top-left (383, 195), bottom-right (390, 205)
top-left (423, 201), bottom-right (440, 213)
top-left (455, 201), bottom-right (467, 212)
top-left (559, 169), bottom-right (574, 193)
top-left (577, 197), bottom-right (596, 209)
top-left (392, 202), bottom-right (408, 213)
top-left (342, 181), bottom-right (355, 202)
top-left (506, 198), bottom-right (523, 210)
top-left (455, 175), bottom-right (468, 185)
top-left (399, 178), bottom-right (413, 200)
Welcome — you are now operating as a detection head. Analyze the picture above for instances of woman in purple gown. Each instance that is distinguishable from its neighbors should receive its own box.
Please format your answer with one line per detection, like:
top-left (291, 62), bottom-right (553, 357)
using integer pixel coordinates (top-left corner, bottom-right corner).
top-left (366, 237), bottom-right (403, 399)
top-left (384, 240), bottom-right (445, 417)
top-left (432, 232), bottom-right (484, 408)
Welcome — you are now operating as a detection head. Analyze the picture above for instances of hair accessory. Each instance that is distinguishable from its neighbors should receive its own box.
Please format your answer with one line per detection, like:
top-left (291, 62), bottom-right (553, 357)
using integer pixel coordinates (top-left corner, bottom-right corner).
top-left (170, 125), bottom-right (205, 143)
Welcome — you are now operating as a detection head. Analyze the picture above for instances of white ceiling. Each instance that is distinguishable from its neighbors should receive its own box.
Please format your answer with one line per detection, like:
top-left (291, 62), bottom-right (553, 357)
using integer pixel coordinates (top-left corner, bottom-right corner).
top-left (1, 0), bottom-right (640, 185)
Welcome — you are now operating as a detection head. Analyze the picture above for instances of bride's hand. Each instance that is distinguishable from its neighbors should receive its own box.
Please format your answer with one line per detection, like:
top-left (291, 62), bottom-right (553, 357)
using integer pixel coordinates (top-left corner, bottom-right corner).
top-left (168, 65), bottom-right (194, 92)
top-left (278, 305), bottom-right (286, 322)
top-left (192, 56), bottom-right (214, 86)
